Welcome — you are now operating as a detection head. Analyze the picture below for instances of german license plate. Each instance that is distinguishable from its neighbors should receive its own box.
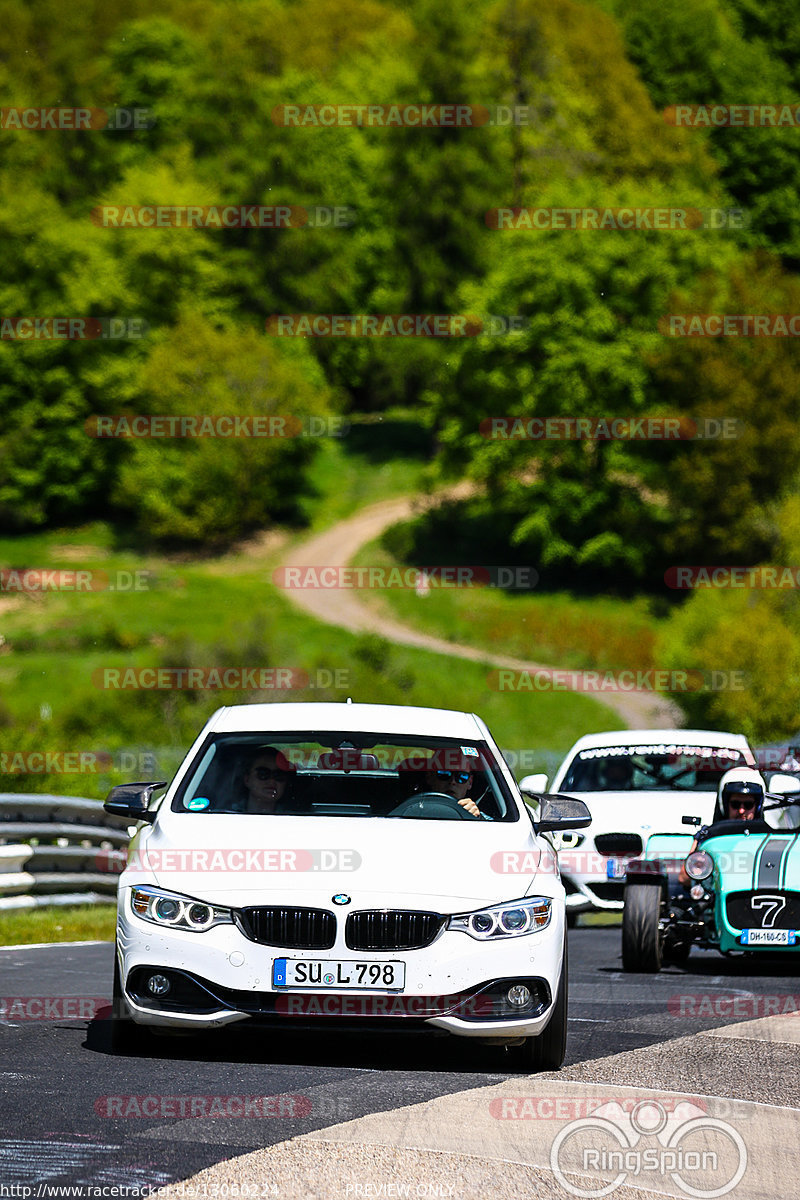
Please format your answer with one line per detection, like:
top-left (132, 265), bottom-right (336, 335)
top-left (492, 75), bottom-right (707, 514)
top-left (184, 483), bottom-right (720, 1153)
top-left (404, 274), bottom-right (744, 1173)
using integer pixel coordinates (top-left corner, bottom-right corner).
top-left (606, 858), bottom-right (628, 880)
top-left (740, 929), bottom-right (796, 946)
top-left (273, 958), bottom-right (406, 989)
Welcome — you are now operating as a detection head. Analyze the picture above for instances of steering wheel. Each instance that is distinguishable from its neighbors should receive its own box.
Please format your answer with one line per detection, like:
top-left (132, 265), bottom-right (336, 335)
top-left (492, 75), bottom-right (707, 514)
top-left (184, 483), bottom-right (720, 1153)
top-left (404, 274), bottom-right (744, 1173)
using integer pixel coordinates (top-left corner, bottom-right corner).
top-left (387, 791), bottom-right (479, 820)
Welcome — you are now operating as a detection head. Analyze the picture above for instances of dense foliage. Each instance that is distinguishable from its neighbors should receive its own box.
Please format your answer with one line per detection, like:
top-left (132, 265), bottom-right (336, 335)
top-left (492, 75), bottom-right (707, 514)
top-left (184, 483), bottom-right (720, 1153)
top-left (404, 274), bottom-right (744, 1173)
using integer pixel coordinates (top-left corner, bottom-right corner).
top-left (1, 0), bottom-right (799, 735)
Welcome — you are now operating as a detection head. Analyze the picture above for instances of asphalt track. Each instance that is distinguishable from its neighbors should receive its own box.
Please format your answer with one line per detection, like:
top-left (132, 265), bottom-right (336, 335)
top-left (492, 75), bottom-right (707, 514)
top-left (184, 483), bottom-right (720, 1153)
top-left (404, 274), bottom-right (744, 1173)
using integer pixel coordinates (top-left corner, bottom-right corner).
top-left (3, 930), bottom-right (800, 1198)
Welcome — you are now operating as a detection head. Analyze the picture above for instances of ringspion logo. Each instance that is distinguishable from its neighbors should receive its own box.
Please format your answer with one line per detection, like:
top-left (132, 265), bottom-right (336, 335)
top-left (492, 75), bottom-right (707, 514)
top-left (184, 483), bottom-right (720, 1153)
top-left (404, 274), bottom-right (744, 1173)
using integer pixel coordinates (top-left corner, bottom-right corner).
top-left (551, 1100), bottom-right (747, 1197)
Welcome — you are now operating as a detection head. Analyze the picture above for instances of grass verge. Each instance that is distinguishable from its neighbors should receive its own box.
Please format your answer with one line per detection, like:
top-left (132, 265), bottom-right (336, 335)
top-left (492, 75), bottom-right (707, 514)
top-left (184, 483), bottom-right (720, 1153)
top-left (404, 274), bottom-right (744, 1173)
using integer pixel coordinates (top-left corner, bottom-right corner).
top-left (0, 904), bottom-right (116, 946)
top-left (350, 537), bottom-right (664, 672)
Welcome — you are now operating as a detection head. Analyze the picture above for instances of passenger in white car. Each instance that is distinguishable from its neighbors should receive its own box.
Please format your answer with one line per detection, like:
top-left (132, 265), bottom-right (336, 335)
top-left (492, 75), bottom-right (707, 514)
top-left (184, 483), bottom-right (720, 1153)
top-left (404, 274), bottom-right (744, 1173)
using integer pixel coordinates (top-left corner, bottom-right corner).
top-left (242, 747), bottom-right (297, 814)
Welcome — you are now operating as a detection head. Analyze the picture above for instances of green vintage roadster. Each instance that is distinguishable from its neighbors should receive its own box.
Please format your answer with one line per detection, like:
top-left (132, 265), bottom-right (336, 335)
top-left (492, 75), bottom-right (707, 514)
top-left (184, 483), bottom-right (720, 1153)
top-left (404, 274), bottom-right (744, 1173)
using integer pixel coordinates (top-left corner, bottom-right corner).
top-left (622, 772), bottom-right (800, 972)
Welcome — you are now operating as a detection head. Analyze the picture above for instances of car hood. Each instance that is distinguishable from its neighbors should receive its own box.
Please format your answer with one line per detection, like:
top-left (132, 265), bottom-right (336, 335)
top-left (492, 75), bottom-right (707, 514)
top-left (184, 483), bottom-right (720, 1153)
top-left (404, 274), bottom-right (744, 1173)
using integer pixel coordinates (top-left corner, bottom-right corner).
top-left (705, 829), bottom-right (800, 893)
top-left (559, 790), bottom-right (717, 840)
top-left (124, 814), bottom-right (551, 911)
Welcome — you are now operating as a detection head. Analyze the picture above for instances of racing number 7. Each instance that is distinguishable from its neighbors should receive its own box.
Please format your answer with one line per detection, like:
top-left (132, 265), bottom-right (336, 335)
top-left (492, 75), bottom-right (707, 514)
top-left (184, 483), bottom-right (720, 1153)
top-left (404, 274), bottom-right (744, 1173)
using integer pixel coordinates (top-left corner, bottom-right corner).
top-left (751, 894), bottom-right (787, 928)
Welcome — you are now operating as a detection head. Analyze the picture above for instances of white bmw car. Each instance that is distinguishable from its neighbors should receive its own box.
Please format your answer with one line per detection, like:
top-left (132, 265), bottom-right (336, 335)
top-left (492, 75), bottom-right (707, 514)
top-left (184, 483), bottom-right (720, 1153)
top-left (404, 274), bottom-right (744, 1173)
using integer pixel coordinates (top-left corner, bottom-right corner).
top-left (520, 729), bottom-right (756, 919)
top-left (106, 702), bottom-right (589, 1069)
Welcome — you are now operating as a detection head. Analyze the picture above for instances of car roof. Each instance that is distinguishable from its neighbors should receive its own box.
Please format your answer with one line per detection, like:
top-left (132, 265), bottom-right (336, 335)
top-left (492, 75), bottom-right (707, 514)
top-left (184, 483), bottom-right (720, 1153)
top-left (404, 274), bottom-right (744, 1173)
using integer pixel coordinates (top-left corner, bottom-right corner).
top-left (562, 728), bottom-right (753, 754)
top-left (205, 702), bottom-right (487, 740)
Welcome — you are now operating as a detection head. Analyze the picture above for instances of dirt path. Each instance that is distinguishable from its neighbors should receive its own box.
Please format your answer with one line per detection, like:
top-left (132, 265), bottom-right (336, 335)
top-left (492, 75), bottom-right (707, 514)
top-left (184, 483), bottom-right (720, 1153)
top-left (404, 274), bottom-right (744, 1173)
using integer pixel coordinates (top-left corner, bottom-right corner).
top-left (278, 492), bottom-right (682, 729)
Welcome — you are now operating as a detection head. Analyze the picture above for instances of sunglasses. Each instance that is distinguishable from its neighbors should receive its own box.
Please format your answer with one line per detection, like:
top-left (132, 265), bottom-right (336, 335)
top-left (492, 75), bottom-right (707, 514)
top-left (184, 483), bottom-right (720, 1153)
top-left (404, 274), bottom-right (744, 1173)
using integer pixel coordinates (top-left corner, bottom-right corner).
top-left (728, 796), bottom-right (757, 810)
top-left (435, 770), bottom-right (472, 784)
top-left (252, 767), bottom-right (289, 781)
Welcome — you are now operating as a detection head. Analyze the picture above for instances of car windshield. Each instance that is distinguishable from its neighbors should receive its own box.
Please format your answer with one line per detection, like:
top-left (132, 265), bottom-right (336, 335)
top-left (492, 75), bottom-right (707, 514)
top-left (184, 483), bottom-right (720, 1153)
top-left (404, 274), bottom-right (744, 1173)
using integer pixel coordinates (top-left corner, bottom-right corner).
top-left (561, 743), bottom-right (748, 792)
top-left (171, 732), bottom-right (518, 821)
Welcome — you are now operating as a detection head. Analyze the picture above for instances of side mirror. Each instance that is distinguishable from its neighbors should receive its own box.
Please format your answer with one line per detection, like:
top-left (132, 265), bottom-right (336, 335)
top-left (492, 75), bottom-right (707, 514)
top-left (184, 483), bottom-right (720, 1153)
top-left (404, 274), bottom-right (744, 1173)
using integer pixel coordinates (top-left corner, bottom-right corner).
top-left (537, 795), bottom-right (591, 832)
top-left (103, 781), bottom-right (167, 824)
top-left (519, 773), bottom-right (549, 796)
top-left (682, 815), bottom-right (702, 827)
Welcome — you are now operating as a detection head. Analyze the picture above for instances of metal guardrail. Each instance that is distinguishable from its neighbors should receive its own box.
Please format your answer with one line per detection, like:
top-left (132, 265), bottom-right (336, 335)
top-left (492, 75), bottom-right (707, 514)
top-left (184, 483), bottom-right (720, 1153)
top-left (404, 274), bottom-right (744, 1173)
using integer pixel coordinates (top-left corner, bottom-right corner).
top-left (0, 793), bottom-right (132, 910)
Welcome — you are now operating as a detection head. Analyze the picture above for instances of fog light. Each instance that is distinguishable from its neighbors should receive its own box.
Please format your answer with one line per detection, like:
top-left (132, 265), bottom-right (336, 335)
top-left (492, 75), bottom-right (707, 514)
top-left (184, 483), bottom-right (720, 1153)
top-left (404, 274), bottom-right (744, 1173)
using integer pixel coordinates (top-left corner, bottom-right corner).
top-left (507, 984), bottom-right (531, 1008)
top-left (147, 974), bottom-right (171, 996)
top-left (690, 884), bottom-right (705, 900)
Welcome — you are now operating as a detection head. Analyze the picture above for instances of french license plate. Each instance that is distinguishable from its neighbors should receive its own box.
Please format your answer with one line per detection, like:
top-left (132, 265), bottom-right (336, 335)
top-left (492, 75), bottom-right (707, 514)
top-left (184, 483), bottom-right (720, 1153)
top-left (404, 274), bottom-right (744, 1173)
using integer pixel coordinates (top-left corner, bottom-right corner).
top-left (740, 929), bottom-right (796, 946)
top-left (273, 958), bottom-right (406, 990)
top-left (606, 858), bottom-right (629, 880)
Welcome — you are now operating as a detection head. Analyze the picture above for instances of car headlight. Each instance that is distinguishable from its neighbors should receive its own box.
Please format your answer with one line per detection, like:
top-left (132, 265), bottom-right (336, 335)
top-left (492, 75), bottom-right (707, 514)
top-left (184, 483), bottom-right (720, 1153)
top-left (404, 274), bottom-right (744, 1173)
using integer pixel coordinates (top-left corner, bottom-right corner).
top-left (130, 886), bottom-right (234, 932)
top-left (684, 850), bottom-right (714, 881)
top-left (448, 897), bottom-right (552, 940)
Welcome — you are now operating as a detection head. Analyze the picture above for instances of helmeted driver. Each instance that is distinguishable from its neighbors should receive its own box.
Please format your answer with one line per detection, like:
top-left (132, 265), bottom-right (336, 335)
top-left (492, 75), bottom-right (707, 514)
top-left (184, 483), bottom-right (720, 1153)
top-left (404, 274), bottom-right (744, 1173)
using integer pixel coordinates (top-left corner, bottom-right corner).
top-left (711, 765), bottom-right (766, 823)
top-left (678, 766), bottom-right (766, 887)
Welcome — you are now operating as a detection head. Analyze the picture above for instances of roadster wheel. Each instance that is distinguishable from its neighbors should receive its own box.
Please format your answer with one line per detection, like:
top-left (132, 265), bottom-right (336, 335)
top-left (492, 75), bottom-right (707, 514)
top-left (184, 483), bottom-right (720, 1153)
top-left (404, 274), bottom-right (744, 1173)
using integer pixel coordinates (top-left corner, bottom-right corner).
top-left (622, 883), bottom-right (663, 973)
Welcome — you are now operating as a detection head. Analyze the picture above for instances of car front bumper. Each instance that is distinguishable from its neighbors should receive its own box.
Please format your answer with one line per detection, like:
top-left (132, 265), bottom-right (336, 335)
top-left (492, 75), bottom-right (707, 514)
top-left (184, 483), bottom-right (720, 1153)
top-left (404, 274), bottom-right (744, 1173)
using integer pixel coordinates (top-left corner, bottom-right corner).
top-left (116, 889), bottom-right (565, 1040)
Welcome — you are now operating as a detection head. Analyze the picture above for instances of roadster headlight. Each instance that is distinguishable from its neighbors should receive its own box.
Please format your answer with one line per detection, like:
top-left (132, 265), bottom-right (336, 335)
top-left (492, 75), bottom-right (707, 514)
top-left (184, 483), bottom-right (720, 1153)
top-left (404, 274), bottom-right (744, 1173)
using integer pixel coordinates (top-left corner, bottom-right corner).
top-left (130, 886), bottom-right (233, 932)
top-left (684, 850), bottom-right (714, 881)
top-left (448, 897), bottom-right (552, 940)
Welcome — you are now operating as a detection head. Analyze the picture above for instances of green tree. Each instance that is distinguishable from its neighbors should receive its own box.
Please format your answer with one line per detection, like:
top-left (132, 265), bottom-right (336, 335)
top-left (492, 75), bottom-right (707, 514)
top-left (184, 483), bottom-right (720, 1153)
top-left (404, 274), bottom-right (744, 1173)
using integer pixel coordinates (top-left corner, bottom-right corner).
top-left (112, 315), bottom-right (334, 543)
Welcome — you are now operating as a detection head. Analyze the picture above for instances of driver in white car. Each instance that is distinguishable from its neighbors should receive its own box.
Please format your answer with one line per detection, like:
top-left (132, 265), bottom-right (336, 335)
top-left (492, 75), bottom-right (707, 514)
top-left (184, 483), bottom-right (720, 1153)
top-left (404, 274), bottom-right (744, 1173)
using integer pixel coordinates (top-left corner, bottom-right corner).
top-left (423, 763), bottom-right (482, 817)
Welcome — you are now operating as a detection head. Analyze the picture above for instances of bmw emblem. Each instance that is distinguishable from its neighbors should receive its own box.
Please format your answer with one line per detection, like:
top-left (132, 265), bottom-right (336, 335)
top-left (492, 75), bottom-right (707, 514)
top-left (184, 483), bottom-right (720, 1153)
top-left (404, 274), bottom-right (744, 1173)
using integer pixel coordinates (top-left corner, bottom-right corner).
top-left (332, 894), bottom-right (351, 905)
